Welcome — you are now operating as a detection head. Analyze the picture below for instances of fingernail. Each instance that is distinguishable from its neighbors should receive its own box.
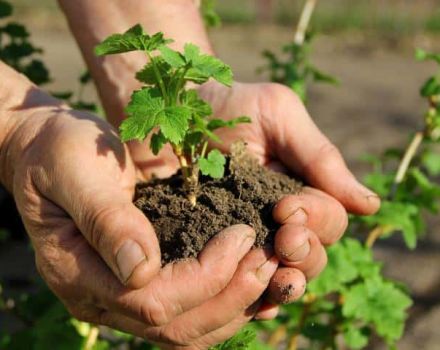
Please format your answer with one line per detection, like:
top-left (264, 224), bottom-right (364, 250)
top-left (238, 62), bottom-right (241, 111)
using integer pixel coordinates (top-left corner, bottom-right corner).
top-left (285, 240), bottom-right (310, 262)
top-left (366, 194), bottom-right (381, 207)
top-left (116, 240), bottom-right (147, 284)
top-left (237, 227), bottom-right (256, 255)
top-left (287, 208), bottom-right (307, 225)
top-left (256, 256), bottom-right (279, 283)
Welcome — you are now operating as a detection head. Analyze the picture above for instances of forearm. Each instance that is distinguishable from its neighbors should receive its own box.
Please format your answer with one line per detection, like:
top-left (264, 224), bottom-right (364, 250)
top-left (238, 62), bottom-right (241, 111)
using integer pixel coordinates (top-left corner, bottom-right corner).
top-left (58, 0), bottom-right (213, 127)
top-left (0, 61), bottom-right (63, 192)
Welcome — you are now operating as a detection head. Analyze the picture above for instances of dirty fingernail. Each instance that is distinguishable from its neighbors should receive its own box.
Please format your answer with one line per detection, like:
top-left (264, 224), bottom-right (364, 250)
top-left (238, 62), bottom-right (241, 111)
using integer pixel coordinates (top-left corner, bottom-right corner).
top-left (256, 256), bottom-right (279, 283)
top-left (116, 240), bottom-right (147, 284)
top-left (285, 240), bottom-right (310, 262)
top-left (366, 194), bottom-right (381, 207)
top-left (288, 208), bottom-right (307, 225)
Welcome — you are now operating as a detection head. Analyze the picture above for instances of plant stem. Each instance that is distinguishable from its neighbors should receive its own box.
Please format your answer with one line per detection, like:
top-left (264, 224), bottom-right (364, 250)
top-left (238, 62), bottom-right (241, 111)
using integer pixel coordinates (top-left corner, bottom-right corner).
top-left (393, 131), bottom-right (424, 185)
top-left (175, 146), bottom-right (198, 206)
top-left (366, 226), bottom-right (385, 248)
top-left (289, 293), bottom-right (316, 350)
top-left (84, 326), bottom-right (99, 350)
top-left (294, 0), bottom-right (318, 46)
top-left (146, 52), bottom-right (168, 104)
top-left (267, 325), bottom-right (287, 348)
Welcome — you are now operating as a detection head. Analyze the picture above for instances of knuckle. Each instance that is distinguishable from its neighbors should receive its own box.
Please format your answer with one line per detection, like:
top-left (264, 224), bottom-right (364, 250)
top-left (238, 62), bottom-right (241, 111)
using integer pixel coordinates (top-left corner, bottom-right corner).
top-left (141, 292), bottom-right (172, 327)
top-left (156, 326), bottom-right (194, 347)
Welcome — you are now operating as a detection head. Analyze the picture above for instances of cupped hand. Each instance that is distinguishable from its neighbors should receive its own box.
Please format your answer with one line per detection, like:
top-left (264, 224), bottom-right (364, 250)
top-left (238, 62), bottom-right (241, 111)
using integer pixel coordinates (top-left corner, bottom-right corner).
top-left (197, 81), bottom-right (381, 313)
top-left (5, 97), bottom-right (279, 348)
top-left (125, 81), bottom-right (380, 317)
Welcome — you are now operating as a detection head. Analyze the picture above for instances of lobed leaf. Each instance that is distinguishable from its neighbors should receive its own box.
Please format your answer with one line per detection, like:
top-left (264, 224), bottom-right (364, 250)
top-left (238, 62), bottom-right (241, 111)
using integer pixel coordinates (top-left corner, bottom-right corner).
top-left (199, 149), bottom-right (226, 178)
top-left (210, 329), bottom-right (256, 350)
top-left (159, 46), bottom-right (186, 68)
top-left (415, 48), bottom-right (440, 64)
top-left (183, 43), bottom-right (233, 86)
top-left (207, 116), bottom-right (251, 130)
top-left (342, 278), bottom-right (412, 345)
top-left (121, 88), bottom-right (164, 142)
top-left (95, 25), bottom-right (171, 56)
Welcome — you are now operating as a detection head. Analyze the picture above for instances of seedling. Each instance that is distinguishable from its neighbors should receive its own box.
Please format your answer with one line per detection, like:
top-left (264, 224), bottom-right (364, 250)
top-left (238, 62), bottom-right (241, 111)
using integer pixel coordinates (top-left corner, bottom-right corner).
top-left (95, 24), bottom-right (250, 206)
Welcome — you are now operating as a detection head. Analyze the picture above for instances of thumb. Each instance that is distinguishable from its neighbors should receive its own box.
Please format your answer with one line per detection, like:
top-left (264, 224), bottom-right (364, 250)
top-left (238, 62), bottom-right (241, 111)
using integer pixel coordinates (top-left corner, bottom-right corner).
top-left (71, 190), bottom-right (161, 289)
top-left (269, 88), bottom-right (380, 215)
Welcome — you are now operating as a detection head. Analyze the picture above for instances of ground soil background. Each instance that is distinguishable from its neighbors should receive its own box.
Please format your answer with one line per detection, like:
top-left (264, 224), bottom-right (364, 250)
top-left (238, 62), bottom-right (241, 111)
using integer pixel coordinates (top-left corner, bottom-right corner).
top-left (1, 1), bottom-right (440, 349)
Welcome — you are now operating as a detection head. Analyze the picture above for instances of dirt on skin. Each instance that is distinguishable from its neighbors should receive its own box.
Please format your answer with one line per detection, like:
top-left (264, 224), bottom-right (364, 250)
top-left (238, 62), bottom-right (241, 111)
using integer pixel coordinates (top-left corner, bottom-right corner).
top-left (134, 145), bottom-right (302, 265)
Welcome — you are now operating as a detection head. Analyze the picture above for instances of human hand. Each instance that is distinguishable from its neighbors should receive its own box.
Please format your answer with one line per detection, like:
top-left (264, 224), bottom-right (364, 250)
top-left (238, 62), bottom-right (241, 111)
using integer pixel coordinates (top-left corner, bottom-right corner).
top-left (2, 93), bottom-right (278, 348)
top-left (195, 81), bottom-right (381, 314)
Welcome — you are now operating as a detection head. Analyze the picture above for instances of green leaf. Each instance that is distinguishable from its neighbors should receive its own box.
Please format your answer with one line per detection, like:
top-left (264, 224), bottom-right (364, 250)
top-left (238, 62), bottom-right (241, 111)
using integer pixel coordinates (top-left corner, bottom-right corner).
top-left (79, 70), bottom-right (92, 84)
top-left (420, 77), bottom-right (440, 97)
top-left (120, 88), bottom-right (164, 141)
top-left (150, 132), bottom-right (167, 155)
top-left (136, 57), bottom-right (172, 85)
top-left (363, 172), bottom-right (393, 197)
top-left (181, 89), bottom-right (212, 117)
top-left (422, 150), bottom-right (440, 176)
top-left (159, 46), bottom-right (186, 68)
top-left (210, 328), bottom-right (256, 350)
top-left (310, 67), bottom-right (339, 85)
top-left (95, 25), bottom-right (171, 56)
top-left (23, 59), bottom-right (50, 86)
top-left (0, 0), bottom-right (12, 18)
top-left (199, 149), bottom-right (226, 178)
top-left (122, 88), bottom-right (191, 144)
top-left (1, 23), bottom-right (29, 38)
top-left (183, 44), bottom-right (233, 86)
top-left (207, 116), bottom-right (251, 130)
top-left (201, 0), bottom-right (222, 28)
top-left (362, 201), bottom-right (420, 249)
top-left (415, 48), bottom-right (440, 64)
top-left (308, 238), bottom-right (380, 296)
top-left (342, 278), bottom-right (412, 345)
top-left (343, 325), bottom-right (370, 349)
top-left (159, 106), bottom-right (191, 144)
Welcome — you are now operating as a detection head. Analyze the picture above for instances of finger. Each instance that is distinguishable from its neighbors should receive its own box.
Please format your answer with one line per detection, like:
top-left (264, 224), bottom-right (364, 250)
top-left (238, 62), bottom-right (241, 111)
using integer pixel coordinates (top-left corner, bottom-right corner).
top-left (255, 302), bottom-right (279, 320)
top-left (266, 85), bottom-right (380, 215)
top-left (119, 225), bottom-right (257, 327)
top-left (34, 121), bottom-right (162, 289)
top-left (267, 267), bottom-right (307, 304)
top-left (277, 230), bottom-right (327, 280)
top-left (70, 189), bottom-right (162, 289)
top-left (144, 248), bottom-right (278, 344)
top-left (273, 187), bottom-right (348, 245)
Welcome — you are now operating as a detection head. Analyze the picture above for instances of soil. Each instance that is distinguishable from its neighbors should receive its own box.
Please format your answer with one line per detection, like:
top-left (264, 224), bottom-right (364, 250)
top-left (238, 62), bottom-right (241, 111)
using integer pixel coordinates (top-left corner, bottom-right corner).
top-left (134, 144), bottom-right (302, 264)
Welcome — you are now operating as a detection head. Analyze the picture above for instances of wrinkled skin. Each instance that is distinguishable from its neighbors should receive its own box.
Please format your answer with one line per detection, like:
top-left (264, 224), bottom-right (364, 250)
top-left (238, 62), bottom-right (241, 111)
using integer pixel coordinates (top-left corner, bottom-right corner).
top-left (4, 81), bottom-right (379, 349)
top-left (129, 81), bottom-right (381, 316)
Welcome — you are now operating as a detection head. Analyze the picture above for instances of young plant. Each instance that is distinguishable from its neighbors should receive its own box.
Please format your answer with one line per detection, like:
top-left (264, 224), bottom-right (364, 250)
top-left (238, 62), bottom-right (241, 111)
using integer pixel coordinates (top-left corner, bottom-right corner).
top-left (95, 24), bottom-right (250, 206)
top-left (258, 0), bottom-right (337, 103)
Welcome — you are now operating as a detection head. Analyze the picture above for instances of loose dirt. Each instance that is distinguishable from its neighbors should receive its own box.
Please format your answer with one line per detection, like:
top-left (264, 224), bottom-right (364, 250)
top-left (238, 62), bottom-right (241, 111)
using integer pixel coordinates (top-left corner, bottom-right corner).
top-left (134, 145), bottom-right (301, 264)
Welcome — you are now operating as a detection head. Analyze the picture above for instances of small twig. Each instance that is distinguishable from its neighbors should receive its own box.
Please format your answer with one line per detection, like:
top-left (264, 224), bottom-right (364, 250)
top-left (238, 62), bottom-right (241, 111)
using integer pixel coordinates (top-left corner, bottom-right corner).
top-left (288, 294), bottom-right (316, 350)
top-left (84, 326), bottom-right (99, 350)
top-left (267, 325), bottom-right (287, 348)
top-left (294, 0), bottom-right (318, 46)
top-left (394, 131), bottom-right (424, 185)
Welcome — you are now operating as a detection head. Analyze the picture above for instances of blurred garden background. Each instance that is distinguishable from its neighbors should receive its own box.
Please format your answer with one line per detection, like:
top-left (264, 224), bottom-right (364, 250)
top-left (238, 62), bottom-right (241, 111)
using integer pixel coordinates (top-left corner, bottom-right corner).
top-left (1, 1), bottom-right (440, 349)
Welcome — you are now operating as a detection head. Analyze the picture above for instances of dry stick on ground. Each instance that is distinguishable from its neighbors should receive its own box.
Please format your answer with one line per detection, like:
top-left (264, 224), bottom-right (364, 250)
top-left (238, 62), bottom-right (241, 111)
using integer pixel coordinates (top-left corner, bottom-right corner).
top-left (84, 326), bottom-right (99, 350)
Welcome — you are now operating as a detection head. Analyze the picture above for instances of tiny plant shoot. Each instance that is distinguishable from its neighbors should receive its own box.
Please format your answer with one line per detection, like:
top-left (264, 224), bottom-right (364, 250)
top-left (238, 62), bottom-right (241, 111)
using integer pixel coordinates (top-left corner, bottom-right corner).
top-left (95, 25), bottom-right (250, 206)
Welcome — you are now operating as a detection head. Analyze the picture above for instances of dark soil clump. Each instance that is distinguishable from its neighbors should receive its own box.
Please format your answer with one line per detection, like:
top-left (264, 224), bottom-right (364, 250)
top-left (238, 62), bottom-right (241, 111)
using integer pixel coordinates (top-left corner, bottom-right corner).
top-left (135, 145), bottom-right (302, 265)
